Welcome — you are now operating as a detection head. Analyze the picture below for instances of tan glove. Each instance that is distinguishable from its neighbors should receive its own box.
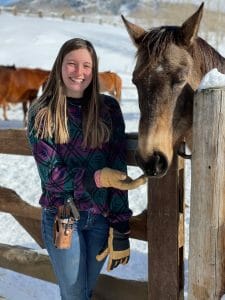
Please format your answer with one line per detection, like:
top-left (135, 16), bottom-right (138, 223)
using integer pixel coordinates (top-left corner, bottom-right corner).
top-left (98, 167), bottom-right (147, 190)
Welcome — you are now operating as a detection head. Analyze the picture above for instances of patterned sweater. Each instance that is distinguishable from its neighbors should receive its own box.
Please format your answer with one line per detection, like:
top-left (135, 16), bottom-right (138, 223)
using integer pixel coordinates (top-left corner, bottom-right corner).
top-left (27, 95), bottom-right (132, 230)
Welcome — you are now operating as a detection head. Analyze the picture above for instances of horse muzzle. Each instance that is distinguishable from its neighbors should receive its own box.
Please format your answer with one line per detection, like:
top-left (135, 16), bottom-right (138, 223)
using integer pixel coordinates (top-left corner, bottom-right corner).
top-left (135, 150), bottom-right (169, 178)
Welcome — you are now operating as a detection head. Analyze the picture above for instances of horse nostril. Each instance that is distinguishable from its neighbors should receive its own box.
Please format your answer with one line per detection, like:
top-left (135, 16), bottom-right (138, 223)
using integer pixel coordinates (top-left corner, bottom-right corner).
top-left (147, 151), bottom-right (168, 177)
top-left (135, 151), bottom-right (168, 178)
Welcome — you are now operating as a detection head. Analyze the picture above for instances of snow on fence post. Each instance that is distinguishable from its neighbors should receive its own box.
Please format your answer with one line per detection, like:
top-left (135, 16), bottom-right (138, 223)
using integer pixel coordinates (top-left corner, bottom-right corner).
top-left (188, 88), bottom-right (225, 299)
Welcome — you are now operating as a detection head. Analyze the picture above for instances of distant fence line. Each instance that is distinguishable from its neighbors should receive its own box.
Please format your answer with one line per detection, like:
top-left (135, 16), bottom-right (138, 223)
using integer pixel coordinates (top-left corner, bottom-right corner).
top-left (0, 5), bottom-right (144, 28)
top-left (0, 5), bottom-right (224, 51)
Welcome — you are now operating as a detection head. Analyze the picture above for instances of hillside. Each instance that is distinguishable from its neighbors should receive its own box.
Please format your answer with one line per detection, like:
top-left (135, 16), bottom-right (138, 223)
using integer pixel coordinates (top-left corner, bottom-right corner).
top-left (0, 0), bottom-right (224, 16)
top-left (1, 0), bottom-right (141, 14)
top-left (1, 0), bottom-right (225, 49)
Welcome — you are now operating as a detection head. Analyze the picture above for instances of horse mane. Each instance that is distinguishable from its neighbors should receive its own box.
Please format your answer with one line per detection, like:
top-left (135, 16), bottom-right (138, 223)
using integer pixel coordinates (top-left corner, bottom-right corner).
top-left (139, 25), bottom-right (225, 73)
top-left (191, 37), bottom-right (225, 73)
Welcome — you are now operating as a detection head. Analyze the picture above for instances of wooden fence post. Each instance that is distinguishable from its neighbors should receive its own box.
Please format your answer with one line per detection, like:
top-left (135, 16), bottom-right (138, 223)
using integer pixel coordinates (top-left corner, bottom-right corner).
top-left (147, 154), bottom-right (185, 299)
top-left (188, 88), bottom-right (225, 299)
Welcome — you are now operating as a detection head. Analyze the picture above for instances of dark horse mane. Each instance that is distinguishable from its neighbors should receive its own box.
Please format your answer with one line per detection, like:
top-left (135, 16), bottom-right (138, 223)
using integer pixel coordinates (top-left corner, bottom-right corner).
top-left (139, 26), bottom-right (225, 74)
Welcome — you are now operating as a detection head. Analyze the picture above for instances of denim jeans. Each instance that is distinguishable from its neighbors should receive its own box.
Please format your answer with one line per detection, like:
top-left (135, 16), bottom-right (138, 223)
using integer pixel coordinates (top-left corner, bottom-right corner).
top-left (42, 208), bottom-right (109, 300)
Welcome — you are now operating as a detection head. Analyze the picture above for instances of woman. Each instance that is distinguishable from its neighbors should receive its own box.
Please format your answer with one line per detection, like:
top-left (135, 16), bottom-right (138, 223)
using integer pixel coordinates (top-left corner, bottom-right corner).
top-left (27, 38), bottom-right (146, 300)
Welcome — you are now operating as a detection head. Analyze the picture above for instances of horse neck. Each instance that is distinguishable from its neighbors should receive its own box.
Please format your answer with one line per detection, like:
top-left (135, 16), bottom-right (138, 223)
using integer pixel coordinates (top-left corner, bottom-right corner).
top-left (195, 38), bottom-right (225, 75)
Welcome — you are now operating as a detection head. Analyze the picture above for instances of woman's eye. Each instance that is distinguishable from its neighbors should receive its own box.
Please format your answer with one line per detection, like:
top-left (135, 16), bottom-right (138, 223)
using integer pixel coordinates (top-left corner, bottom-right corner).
top-left (84, 65), bottom-right (91, 69)
top-left (68, 63), bottom-right (76, 66)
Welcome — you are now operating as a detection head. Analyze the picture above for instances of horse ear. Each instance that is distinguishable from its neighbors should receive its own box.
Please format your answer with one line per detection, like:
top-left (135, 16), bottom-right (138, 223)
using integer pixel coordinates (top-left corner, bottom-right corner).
top-left (121, 15), bottom-right (146, 47)
top-left (180, 2), bottom-right (204, 47)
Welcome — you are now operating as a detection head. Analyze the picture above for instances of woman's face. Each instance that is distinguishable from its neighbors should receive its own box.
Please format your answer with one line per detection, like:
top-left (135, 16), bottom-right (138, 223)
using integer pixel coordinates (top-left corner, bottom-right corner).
top-left (61, 48), bottom-right (93, 98)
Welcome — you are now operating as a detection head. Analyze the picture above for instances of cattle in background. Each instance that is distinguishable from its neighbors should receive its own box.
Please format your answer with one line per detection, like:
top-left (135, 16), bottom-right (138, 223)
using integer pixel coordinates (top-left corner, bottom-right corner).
top-left (0, 65), bottom-right (50, 125)
top-left (98, 71), bottom-right (122, 101)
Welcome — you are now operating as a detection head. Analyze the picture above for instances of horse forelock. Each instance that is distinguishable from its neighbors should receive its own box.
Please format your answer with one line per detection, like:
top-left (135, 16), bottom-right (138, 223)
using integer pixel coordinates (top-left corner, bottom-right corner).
top-left (134, 26), bottom-right (184, 80)
top-left (138, 26), bottom-right (182, 61)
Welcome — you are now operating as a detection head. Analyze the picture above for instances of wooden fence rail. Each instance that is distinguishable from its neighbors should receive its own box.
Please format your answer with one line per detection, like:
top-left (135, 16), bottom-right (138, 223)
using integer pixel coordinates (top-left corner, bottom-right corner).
top-left (0, 243), bottom-right (148, 300)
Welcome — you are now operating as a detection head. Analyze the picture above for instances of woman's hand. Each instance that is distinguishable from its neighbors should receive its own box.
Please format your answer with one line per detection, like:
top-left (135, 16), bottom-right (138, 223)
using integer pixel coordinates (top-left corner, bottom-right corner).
top-left (95, 167), bottom-right (147, 190)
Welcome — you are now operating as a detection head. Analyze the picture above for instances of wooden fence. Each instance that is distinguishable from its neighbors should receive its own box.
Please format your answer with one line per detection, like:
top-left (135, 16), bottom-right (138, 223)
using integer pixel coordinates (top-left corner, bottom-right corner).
top-left (0, 129), bottom-right (185, 299)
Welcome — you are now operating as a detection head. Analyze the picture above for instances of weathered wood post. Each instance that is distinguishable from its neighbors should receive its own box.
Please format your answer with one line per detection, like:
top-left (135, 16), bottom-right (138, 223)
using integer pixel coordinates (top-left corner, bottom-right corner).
top-left (147, 154), bottom-right (185, 299)
top-left (188, 88), bottom-right (225, 299)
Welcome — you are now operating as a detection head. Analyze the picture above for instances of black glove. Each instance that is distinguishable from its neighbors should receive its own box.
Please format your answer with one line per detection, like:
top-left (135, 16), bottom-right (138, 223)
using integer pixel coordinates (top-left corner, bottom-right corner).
top-left (96, 227), bottom-right (130, 271)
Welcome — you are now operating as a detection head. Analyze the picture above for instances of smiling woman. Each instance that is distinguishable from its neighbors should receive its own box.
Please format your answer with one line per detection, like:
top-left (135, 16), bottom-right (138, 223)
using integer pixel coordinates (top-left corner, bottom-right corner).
top-left (26, 37), bottom-right (146, 300)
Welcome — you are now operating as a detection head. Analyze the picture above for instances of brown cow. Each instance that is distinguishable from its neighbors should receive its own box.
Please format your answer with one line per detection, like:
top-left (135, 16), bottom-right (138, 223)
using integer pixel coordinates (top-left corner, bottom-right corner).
top-left (0, 65), bottom-right (16, 118)
top-left (0, 66), bottom-right (50, 125)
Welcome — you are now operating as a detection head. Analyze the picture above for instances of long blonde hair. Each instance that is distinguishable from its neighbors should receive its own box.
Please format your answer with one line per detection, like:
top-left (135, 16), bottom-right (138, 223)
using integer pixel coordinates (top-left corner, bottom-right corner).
top-left (30, 38), bottom-right (110, 148)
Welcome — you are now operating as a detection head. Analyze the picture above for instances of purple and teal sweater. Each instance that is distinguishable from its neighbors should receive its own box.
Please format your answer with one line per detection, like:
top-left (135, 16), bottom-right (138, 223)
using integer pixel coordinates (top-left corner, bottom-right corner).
top-left (27, 95), bottom-right (132, 231)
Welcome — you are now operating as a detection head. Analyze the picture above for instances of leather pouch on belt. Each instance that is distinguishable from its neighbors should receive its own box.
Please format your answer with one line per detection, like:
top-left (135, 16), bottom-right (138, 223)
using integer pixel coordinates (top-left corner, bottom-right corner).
top-left (53, 205), bottom-right (75, 249)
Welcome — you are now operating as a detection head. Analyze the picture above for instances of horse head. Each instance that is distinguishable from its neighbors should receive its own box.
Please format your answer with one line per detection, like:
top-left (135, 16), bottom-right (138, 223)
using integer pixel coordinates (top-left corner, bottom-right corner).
top-left (122, 3), bottom-right (225, 178)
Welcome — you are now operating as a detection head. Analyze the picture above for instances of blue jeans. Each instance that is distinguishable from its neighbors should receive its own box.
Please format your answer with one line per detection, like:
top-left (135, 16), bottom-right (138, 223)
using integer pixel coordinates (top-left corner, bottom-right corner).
top-left (42, 208), bottom-right (109, 300)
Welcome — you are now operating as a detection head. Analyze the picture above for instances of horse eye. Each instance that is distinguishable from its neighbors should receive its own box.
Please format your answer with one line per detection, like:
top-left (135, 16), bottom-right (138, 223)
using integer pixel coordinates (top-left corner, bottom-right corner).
top-left (172, 68), bottom-right (188, 86)
top-left (176, 79), bottom-right (185, 85)
top-left (172, 77), bottom-right (186, 86)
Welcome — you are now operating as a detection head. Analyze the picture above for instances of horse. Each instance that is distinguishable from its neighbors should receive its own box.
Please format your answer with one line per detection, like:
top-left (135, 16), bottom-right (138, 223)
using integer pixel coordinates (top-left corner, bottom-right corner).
top-left (0, 66), bottom-right (50, 125)
top-left (98, 71), bottom-right (122, 101)
top-left (122, 2), bottom-right (225, 178)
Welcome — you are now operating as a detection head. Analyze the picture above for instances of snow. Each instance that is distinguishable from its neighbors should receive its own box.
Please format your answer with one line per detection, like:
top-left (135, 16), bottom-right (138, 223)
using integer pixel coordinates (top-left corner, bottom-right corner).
top-left (198, 68), bottom-right (225, 91)
top-left (0, 11), bottom-right (224, 300)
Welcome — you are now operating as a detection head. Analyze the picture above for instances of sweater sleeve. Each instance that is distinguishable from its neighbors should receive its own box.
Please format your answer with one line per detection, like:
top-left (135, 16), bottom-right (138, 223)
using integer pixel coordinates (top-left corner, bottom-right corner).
top-left (105, 96), bottom-right (132, 232)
